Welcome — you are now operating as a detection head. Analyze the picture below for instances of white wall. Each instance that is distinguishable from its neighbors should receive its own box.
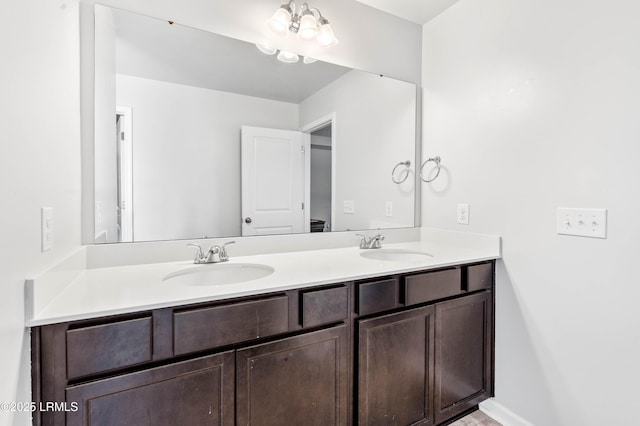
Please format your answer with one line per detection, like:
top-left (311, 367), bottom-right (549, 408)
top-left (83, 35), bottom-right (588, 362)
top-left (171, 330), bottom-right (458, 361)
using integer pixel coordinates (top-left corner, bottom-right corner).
top-left (0, 1), bottom-right (82, 425)
top-left (300, 70), bottom-right (417, 231)
top-left (422, 0), bottom-right (640, 424)
top-left (116, 75), bottom-right (298, 241)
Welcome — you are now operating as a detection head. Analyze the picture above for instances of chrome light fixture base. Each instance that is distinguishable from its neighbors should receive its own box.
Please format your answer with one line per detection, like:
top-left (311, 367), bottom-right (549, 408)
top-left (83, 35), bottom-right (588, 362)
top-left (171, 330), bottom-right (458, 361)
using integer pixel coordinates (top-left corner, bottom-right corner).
top-left (267, 1), bottom-right (339, 47)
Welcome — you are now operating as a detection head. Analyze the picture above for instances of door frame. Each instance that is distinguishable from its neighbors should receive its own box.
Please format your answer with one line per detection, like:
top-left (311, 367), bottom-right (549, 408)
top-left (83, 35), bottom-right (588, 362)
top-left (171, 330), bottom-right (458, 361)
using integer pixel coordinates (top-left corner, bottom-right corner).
top-left (116, 106), bottom-right (133, 242)
top-left (300, 112), bottom-right (336, 232)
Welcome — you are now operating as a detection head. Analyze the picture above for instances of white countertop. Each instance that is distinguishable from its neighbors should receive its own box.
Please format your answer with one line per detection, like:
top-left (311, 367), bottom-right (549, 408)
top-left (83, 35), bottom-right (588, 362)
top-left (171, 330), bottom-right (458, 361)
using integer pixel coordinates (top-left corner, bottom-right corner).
top-left (25, 229), bottom-right (500, 326)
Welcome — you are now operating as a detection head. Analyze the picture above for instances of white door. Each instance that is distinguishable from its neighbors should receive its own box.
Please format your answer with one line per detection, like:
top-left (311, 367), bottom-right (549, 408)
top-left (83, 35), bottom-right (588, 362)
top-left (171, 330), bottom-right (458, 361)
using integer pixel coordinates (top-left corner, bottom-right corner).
top-left (241, 126), bottom-right (307, 236)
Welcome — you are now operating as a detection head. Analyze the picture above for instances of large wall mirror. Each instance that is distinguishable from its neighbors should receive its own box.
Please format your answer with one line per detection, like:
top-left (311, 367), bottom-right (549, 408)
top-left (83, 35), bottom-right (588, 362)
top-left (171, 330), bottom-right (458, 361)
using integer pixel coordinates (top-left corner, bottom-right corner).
top-left (93, 5), bottom-right (418, 244)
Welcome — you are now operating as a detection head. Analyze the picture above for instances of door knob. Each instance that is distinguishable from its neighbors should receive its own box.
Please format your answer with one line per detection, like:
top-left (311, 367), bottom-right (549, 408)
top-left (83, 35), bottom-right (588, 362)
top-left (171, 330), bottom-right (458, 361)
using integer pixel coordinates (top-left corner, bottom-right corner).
top-left (244, 217), bottom-right (252, 224)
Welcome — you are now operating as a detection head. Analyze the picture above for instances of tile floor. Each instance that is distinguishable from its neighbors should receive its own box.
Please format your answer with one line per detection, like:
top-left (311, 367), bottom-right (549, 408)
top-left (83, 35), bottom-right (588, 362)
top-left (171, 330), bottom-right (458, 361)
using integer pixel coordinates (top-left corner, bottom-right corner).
top-left (449, 410), bottom-right (503, 426)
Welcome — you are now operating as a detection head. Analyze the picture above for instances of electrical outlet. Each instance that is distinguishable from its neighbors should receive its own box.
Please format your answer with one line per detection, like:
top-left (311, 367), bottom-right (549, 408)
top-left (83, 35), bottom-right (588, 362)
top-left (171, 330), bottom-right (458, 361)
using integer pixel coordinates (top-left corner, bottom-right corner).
top-left (385, 201), bottom-right (393, 217)
top-left (41, 207), bottom-right (53, 252)
top-left (343, 200), bottom-right (355, 214)
top-left (457, 203), bottom-right (469, 225)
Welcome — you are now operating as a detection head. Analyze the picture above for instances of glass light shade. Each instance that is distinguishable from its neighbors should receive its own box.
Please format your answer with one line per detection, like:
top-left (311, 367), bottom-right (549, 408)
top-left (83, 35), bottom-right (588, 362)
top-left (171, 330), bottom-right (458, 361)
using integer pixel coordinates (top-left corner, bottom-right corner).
top-left (277, 50), bottom-right (300, 63)
top-left (303, 56), bottom-right (317, 64)
top-left (267, 7), bottom-right (292, 36)
top-left (297, 13), bottom-right (318, 41)
top-left (317, 22), bottom-right (339, 47)
top-left (256, 44), bottom-right (278, 55)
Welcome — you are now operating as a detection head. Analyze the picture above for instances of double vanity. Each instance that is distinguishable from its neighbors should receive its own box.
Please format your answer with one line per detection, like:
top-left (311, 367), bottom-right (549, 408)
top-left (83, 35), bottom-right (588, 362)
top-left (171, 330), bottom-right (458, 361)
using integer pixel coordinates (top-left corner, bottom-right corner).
top-left (27, 3), bottom-right (503, 424)
top-left (28, 229), bottom-right (499, 426)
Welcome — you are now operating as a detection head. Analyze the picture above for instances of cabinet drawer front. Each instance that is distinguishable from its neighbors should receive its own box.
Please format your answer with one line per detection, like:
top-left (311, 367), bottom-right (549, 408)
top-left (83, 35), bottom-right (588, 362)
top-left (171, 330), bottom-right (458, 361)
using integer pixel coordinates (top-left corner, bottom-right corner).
top-left (174, 296), bottom-right (289, 355)
top-left (357, 278), bottom-right (398, 316)
top-left (404, 268), bottom-right (461, 306)
top-left (301, 286), bottom-right (349, 328)
top-left (66, 316), bottom-right (153, 380)
top-left (467, 263), bottom-right (493, 292)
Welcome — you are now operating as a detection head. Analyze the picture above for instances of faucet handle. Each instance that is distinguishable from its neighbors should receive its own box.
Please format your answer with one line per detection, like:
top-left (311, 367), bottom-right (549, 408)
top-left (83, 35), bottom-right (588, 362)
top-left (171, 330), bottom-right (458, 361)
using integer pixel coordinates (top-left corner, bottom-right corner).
top-left (371, 234), bottom-right (385, 249)
top-left (187, 243), bottom-right (204, 263)
top-left (355, 233), bottom-right (384, 249)
top-left (219, 241), bottom-right (236, 262)
top-left (355, 233), bottom-right (368, 249)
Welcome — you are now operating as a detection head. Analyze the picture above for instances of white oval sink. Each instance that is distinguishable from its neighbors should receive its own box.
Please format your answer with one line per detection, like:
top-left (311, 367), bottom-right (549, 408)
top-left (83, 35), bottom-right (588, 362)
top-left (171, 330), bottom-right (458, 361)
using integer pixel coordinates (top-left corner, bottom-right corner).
top-left (360, 249), bottom-right (433, 262)
top-left (163, 263), bottom-right (274, 286)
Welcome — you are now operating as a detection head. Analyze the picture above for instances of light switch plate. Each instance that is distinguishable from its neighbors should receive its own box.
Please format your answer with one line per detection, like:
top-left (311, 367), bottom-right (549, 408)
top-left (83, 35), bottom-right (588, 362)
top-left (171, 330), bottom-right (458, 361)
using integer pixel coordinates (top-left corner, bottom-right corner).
top-left (343, 200), bottom-right (355, 214)
top-left (41, 207), bottom-right (53, 252)
top-left (385, 201), bottom-right (393, 217)
top-left (557, 208), bottom-right (607, 239)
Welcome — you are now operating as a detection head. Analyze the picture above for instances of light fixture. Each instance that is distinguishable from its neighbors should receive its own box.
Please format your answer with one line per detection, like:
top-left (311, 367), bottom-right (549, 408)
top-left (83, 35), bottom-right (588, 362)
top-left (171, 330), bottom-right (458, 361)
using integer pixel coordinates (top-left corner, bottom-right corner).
top-left (277, 50), bottom-right (300, 63)
top-left (267, 4), bottom-right (293, 36)
top-left (316, 17), bottom-right (339, 47)
top-left (267, 1), bottom-right (339, 47)
top-left (256, 44), bottom-right (278, 55)
top-left (256, 43), bottom-right (317, 64)
top-left (297, 10), bottom-right (318, 40)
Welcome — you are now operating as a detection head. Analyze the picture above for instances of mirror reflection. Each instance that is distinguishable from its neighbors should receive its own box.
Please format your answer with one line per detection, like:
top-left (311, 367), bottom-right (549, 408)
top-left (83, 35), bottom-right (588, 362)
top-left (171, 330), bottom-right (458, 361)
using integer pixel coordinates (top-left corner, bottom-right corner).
top-left (94, 5), bottom-right (417, 244)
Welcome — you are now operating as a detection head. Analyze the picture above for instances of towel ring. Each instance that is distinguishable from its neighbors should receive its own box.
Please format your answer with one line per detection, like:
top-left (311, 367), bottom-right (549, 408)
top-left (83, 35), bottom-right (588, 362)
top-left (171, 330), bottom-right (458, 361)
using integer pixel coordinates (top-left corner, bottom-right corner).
top-left (420, 156), bottom-right (442, 183)
top-left (392, 160), bottom-right (411, 184)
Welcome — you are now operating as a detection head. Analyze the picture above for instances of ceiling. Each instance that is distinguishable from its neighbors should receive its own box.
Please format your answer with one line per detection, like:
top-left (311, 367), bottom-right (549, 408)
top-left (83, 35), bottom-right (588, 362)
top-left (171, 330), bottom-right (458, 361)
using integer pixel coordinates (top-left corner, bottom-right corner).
top-left (354, 0), bottom-right (461, 24)
top-left (112, 8), bottom-right (351, 104)
top-left (109, 1), bottom-right (458, 103)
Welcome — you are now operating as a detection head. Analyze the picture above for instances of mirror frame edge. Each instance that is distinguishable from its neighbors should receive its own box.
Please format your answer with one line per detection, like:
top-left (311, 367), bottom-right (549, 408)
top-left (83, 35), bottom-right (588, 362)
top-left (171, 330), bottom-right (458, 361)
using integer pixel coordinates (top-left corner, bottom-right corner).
top-left (80, 1), bottom-right (97, 245)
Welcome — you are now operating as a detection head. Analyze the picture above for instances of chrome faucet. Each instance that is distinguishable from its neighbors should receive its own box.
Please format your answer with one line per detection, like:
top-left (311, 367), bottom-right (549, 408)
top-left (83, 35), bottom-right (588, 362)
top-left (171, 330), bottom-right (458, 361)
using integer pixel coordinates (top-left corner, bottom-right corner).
top-left (188, 241), bottom-right (236, 264)
top-left (356, 233), bottom-right (384, 249)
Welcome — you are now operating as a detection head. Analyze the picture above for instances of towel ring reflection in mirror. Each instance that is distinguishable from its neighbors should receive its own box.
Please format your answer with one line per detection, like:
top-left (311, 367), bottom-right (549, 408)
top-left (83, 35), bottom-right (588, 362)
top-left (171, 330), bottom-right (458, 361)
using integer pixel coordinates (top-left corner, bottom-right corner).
top-left (420, 156), bottom-right (442, 183)
top-left (392, 160), bottom-right (412, 184)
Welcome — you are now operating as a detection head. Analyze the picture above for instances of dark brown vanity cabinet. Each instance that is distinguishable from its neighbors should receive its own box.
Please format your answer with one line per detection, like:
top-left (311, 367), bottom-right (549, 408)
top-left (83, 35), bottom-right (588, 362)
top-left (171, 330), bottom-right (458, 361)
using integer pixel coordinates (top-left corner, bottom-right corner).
top-left (33, 288), bottom-right (350, 426)
top-left (32, 261), bottom-right (494, 426)
top-left (356, 262), bottom-right (494, 426)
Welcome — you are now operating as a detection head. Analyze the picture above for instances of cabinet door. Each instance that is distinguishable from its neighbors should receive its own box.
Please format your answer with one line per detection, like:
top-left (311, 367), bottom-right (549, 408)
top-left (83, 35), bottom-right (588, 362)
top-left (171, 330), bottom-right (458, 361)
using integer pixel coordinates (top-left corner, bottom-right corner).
top-left (237, 325), bottom-right (349, 426)
top-left (358, 305), bottom-right (435, 426)
top-left (434, 291), bottom-right (493, 423)
top-left (66, 351), bottom-right (234, 426)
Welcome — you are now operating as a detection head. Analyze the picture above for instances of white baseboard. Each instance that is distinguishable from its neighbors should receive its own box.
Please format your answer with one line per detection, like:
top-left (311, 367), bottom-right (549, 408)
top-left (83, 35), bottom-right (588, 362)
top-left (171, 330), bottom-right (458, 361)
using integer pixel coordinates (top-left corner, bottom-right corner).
top-left (479, 398), bottom-right (534, 426)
